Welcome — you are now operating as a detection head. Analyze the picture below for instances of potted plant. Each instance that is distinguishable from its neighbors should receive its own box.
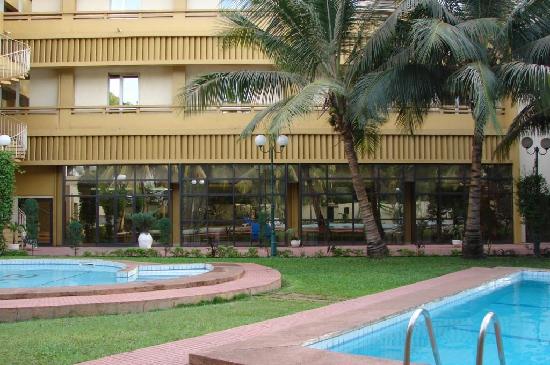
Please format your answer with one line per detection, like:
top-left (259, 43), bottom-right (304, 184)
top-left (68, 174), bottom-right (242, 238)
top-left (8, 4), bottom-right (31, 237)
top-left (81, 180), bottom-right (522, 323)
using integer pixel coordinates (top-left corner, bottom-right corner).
top-left (6, 223), bottom-right (25, 250)
top-left (155, 217), bottom-right (172, 256)
top-left (451, 223), bottom-right (464, 246)
top-left (129, 213), bottom-right (156, 249)
top-left (286, 228), bottom-right (301, 248)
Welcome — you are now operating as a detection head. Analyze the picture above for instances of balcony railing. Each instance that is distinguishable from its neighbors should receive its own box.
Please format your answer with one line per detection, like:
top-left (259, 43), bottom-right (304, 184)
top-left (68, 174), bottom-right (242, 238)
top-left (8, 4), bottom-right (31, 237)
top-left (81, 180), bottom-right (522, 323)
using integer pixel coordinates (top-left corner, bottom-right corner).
top-left (0, 113), bottom-right (27, 159)
top-left (0, 34), bottom-right (31, 83)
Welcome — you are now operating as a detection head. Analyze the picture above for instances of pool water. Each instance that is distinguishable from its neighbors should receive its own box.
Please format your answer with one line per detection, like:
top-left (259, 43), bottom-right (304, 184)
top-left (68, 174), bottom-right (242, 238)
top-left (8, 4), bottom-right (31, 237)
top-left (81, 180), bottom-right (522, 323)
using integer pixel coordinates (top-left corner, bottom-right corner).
top-left (310, 272), bottom-right (550, 365)
top-left (0, 260), bottom-right (212, 288)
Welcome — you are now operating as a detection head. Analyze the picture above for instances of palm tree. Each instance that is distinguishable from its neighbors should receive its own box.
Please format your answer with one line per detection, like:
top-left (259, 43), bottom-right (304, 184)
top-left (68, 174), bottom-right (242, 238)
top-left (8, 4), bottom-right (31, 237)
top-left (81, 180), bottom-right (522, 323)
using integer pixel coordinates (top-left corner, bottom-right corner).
top-left (180, 0), bottom-right (454, 257)
top-left (409, 0), bottom-right (550, 258)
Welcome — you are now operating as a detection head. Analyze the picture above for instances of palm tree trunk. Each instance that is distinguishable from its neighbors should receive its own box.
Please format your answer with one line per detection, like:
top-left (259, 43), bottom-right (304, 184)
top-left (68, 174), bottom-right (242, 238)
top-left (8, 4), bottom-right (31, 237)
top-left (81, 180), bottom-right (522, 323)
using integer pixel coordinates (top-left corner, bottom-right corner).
top-left (341, 128), bottom-right (387, 257)
top-left (463, 134), bottom-right (485, 259)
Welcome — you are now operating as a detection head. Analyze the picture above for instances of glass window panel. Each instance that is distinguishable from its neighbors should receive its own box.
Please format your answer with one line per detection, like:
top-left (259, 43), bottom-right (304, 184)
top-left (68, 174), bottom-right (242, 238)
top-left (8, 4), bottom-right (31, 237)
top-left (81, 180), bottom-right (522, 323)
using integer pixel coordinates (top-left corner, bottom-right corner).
top-left (302, 165), bottom-right (326, 180)
top-left (416, 165), bottom-right (438, 179)
top-left (328, 180), bottom-right (354, 194)
top-left (210, 165), bottom-right (234, 179)
top-left (137, 196), bottom-right (169, 218)
top-left (108, 77), bottom-right (121, 106)
top-left (122, 76), bottom-right (139, 105)
top-left (328, 165), bottom-right (351, 178)
top-left (111, 0), bottom-right (141, 11)
top-left (301, 195), bottom-right (328, 225)
top-left (181, 178), bottom-right (207, 195)
top-left (235, 196), bottom-right (261, 222)
top-left (97, 165), bottom-right (117, 181)
top-left (65, 195), bottom-right (97, 244)
top-left (360, 165), bottom-right (375, 179)
top-left (135, 165), bottom-right (168, 180)
top-left (65, 179), bottom-right (97, 196)
top-left (66, 166), bottom-right (97, 180)
top-left (440, 165), bottom-right (465, 178)
top-left (182, 165), bottom-right (208, 179)
top-left (287, 165), bottom-right (299, 183)
top-left (416, 180), bottom-right (438, 193)
top-left (136, 180), bottom-right (169, 195)
top-left (207, 196), bottom-right (234, 220)
top-left (208, 180), bottom-right (233, 195)
top-left (416, 194), bottom-right (438, 221)
top-left (234, 164), bottom-right (259, 179)
top-left (440, 179), bottom-right (465, 194)
top-left (378, 165), bottom-right (402, 178)
top-left (235, 179), bottom-right (259, 195)
top-left (181, 196), bottom-right (208, 221)
top-left (378, 179), bottom-right (401, 194)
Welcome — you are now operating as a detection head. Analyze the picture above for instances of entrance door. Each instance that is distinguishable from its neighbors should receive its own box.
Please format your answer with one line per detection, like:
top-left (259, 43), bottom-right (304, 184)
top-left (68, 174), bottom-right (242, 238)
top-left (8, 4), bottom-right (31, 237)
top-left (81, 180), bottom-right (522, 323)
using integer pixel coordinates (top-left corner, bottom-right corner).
top-left (18, 198), bottom-right (54, 246)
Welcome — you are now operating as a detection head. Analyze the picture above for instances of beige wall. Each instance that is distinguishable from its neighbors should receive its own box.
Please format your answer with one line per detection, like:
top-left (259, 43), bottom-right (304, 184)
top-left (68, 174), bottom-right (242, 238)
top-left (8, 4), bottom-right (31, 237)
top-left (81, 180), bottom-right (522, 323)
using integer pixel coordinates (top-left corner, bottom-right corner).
top-left (187, 0), bottom-right (219, 9)
top-left (32, 0), bottom-right (62, 12)
top-left (29, 69), bottom-right (59, 107)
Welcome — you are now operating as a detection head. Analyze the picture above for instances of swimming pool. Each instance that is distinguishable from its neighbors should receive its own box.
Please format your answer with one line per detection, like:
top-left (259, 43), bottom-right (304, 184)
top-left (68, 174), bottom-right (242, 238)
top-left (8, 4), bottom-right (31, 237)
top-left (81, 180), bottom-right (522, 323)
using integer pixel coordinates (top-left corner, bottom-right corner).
top-left (309, 271), bottom-right (550, 365)
top-left (0, 259), bottom-right (212, 288)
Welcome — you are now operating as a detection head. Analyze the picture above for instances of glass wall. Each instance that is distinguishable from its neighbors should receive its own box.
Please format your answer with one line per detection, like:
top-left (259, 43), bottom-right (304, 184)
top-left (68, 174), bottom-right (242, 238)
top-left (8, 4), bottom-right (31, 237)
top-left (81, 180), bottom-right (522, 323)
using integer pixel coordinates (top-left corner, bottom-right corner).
top-left (64, 165), bottom-right (171, 245)
top-left (180, 164), bottom-right (289, 246)
top-left (63, 163), bottom-right (513, 246)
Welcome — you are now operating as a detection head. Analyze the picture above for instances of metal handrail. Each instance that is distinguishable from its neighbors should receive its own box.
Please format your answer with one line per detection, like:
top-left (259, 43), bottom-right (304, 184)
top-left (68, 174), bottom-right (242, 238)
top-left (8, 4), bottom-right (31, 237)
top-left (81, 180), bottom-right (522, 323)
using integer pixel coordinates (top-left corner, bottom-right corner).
top-left (404, 308), bottom-right (442, 365)
top-left (476, 312), bottom-right (506, 365)
top-left (0, 34), bottom-right (31, 82)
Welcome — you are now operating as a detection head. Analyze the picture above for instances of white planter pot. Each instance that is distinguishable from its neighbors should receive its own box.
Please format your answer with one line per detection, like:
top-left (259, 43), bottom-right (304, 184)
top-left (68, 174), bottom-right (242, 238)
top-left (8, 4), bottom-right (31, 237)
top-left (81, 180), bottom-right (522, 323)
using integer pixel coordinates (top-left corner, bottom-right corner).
top-left (7, 243), bottom-right (20, 251)
top-left (290, 240), bottom-right (301, 248)
top-left (138, 233), bottom-right (153, 249)
top-left (451, 240), bottom-right (463, 246)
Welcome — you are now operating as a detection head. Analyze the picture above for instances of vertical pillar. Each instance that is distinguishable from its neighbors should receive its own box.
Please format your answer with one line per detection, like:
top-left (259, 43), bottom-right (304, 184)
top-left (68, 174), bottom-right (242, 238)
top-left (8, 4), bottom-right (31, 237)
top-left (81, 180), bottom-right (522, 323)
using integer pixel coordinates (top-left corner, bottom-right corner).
top-left (58, 68), bottom-right (74, 128)
top-left (62, 0), bottom-right (76, 13)
top-left (173, 0), bottom-right (187, 11)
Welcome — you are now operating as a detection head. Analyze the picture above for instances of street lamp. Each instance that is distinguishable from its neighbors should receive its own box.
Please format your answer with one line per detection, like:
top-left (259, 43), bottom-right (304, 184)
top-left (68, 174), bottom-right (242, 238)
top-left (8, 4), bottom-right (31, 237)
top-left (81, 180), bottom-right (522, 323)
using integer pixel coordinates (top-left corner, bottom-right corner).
top-left (521, 136), bottom-right (550, 176)
top-left (255, 134), bottom-right (289, 257)
top-left (0, 134), bottom-right (11, 150)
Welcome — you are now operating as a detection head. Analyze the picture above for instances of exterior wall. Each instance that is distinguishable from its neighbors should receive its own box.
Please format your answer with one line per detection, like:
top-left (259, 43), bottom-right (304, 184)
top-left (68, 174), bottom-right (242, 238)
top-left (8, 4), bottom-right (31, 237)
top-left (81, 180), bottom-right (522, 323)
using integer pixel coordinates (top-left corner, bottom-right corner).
top-left (32, 0), bottom-right (62, 12)
top-left (29, 69), bottom-right (59, 107)
top-left (187, 0), bottom-right (219, 10)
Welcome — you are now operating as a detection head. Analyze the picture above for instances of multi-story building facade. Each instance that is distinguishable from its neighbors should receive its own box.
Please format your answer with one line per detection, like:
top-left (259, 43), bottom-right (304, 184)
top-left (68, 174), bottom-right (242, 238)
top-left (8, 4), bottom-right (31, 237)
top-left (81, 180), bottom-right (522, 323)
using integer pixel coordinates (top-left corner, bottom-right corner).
top-left (1, 0), bottom-right (523, 248)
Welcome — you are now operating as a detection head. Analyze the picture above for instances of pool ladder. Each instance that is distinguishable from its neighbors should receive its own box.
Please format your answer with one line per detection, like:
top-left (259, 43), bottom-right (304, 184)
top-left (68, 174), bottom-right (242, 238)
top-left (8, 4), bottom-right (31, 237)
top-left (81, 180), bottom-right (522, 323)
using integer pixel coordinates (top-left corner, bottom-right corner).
top-left (403, 308), bottom-right (506, 365)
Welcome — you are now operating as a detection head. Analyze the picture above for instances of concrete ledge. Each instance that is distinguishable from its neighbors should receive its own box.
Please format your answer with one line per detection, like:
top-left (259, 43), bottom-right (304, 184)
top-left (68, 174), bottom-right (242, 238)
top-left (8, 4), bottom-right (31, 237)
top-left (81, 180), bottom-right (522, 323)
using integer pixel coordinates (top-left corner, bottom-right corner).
top-left (0, 263), bottom-right (281, 323)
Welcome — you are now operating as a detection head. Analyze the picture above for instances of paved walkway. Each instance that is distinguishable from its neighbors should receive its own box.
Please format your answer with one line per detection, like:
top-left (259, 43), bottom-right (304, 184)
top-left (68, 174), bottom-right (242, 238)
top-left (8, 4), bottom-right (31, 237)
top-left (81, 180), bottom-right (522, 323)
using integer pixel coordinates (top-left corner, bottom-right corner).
top-left (80, 267), bottom-right (519, 365)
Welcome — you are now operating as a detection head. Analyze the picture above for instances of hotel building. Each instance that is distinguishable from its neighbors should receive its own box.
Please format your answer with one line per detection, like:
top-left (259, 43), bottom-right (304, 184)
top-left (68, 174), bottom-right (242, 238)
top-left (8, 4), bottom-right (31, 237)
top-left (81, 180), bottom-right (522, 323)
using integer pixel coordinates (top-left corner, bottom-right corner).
top-left (1, 0), bottom-right (524, 248)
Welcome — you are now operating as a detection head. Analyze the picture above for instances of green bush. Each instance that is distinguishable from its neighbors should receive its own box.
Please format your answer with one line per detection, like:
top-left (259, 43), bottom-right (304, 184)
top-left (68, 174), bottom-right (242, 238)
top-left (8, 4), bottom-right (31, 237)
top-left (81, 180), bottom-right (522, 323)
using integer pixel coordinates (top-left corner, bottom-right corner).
top-left (517, 174), bottom-right (550, 256)
top-left (129, 213), bottom-right (156, 233)
top-left (109, 248), bottom-right (159, 257)
top-left (189, 248), bottom-right (205, 258)
top-left (277, 249), bottom-right (294, 258)
top-left (66, 220), bottom-right (83, 246)
top-left (2, 249), bottom-right (28, 257)
top-left (217, 245), bottom-right (241, 258)
top-left (0, 151), bottom-right (17, 251)
top-left (245, 247), bottom-right (259, 258)
top-left (171, 247), bottom-right (190, 257)
top-left (313, 250), bottom-right (325, 258)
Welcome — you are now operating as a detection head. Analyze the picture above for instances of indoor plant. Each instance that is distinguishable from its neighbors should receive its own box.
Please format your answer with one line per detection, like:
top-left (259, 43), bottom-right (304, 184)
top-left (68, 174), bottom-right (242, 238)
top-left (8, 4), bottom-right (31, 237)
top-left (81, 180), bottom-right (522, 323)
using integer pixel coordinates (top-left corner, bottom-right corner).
top-left (129, 213), bottom-right (156, 249)
top-left (286, 228), bottom-right (301, 248)
top-left (451, 223), bottom-right (464, 246)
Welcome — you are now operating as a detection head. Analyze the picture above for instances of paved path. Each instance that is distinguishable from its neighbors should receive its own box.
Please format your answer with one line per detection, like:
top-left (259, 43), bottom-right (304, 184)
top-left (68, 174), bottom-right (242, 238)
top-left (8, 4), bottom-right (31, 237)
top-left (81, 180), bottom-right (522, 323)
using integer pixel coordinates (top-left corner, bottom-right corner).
top-left (80, 267), bottom-right (519, 365)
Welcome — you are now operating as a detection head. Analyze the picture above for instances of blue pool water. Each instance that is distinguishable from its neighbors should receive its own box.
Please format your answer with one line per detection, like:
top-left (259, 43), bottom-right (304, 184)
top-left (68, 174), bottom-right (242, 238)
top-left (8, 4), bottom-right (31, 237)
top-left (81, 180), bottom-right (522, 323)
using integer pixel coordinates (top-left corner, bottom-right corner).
top-left (310, 272), bottom-right (550, 365)
top-left (0, 260), bottom-right (212, 288)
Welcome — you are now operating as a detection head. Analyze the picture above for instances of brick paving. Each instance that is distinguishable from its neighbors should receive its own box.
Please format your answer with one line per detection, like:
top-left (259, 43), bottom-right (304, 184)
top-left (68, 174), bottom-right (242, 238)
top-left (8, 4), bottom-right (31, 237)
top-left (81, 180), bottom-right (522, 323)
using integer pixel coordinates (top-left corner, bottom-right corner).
top-left (80, 267), bottom-right (521, 365)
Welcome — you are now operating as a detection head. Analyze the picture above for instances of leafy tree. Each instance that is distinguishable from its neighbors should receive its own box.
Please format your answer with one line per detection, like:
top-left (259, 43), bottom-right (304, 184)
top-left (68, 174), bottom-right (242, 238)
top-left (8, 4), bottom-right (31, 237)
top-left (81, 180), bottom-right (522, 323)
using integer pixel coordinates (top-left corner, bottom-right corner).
top-left (517, 174), bottom-right (550, 256)
top-left (179, 0), bottom-right (455, 257)
top-left (408, 0), bottom-right (550, 258)
top-left (22, 199), bottom-right (39, 241)
top-left (0, 151), bottom-right (17, 250)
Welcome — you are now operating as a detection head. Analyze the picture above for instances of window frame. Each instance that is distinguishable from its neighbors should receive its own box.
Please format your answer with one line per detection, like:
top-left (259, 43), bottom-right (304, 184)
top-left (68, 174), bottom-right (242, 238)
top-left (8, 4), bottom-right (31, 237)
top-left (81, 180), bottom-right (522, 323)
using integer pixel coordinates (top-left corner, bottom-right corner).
top-left (108, 74), bottom-right (140, 107)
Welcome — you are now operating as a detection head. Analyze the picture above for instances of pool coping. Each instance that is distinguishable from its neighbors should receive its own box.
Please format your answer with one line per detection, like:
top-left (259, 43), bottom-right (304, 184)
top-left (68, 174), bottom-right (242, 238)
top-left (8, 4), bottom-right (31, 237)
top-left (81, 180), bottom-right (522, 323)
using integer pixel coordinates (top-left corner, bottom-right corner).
top-left (0, 262), bottom-right (281, 322)
top-left (188, 267), bottom-right (533, 365)
top-left (0, 260), bottom-right (242, 300)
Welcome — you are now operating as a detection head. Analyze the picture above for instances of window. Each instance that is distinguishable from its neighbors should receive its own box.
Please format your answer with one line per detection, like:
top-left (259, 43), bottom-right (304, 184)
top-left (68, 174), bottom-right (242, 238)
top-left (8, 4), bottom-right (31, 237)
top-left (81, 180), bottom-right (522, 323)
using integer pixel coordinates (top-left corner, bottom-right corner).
top-left (109, 75), bottom-right (139, 106)
top-left (110, 0), bottom-right (141, 11)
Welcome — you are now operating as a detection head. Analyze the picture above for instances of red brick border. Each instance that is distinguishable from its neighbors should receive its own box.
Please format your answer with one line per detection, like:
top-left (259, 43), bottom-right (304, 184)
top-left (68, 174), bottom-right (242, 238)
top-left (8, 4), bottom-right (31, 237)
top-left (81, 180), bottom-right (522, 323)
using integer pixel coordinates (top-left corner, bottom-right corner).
top-left (0, 263), bottom-right (281, 322)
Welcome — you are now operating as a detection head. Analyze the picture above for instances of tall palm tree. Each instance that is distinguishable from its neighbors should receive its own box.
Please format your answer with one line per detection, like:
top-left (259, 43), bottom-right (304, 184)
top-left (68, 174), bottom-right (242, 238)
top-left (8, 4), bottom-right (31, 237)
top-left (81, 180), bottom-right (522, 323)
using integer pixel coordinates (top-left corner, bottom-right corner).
top-left (409, 0), bottom-right (550, 258)
top-left (179, 0), bottom-right (453, 257)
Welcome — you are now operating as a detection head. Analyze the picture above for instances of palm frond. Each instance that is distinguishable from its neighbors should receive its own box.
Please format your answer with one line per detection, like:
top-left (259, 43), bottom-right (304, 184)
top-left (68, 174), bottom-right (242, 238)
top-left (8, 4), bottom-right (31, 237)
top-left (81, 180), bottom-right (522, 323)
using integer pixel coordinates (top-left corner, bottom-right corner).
top-left (410, 18), bottom-right (484, 64)
top-left (514, 34), bottom-right (550, 65)
top-left (455, 17), bottom-right (502, 44)
top-left (499, 61), bottom-right (550, 101)
top-left (179, 71), bottom-right (306, 113)
top-left (448, 62), bottom-right (501, 137)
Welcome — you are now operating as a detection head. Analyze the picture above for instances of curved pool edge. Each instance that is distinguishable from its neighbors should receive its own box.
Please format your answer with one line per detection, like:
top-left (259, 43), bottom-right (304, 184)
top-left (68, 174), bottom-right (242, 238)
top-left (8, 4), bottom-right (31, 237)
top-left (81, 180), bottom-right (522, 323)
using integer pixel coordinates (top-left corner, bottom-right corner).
top-left (0, 263), bottom-right (281, 322)
top-left (0, 259), bottom-right (240, 300)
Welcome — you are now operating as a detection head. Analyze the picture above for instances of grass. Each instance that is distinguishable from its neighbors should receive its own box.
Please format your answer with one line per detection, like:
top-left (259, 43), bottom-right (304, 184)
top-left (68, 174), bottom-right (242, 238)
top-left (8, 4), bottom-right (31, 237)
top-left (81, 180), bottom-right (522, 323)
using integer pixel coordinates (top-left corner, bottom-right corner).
top-left (1, 256), bottom-right (549, 365)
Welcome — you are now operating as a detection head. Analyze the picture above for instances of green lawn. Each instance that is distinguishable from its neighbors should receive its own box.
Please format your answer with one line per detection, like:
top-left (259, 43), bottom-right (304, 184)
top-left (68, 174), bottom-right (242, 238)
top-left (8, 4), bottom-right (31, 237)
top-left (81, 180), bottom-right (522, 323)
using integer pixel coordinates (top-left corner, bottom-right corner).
top-left (1, 257), bottom-right (549, 365)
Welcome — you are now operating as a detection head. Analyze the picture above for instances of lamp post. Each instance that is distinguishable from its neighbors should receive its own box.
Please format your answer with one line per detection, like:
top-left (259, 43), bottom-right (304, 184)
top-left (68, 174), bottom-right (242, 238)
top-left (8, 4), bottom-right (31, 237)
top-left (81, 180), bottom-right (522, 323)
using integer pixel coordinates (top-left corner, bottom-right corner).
top-left (521, 136), bottom-right (550, 176)
top-left (255, 134), bottom-right (289, 257)
top-left (521, 136), bottom-right (550, 256)
top-left (0, 135), bottom-right (11, 151)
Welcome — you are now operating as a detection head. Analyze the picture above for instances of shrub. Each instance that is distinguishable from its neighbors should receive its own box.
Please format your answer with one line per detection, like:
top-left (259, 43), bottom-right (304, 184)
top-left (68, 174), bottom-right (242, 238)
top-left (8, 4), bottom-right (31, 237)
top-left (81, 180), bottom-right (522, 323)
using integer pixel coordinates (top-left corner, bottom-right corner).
top-left (397, 248), bottom-right (416, 257)
top-left (66, 220), bottom-right (84, 256)
top-left (243, 247), bottom-right (258, 258)
top-left (129, 213), bottom-right (156, 233)
top-left (189, 248), bottom-right (205, 258)
top-left (155, 218), bottom-right (171, 245)
top-left (0, 151), bottom-right (18, 251)
top-left (313, 250), bottom-right (325, 258)
top-left (277, 249), bottom-right (294, 258)
top-left (171, 247), bottom-right (190, 257)
top-left (83, 251), bottom-right (94, 257)
top-left (109, 248), bottom-right (159, 257)
top-left (217, 245), bottom-right (241, 258)
top-left (450, 249), bottom-right (462, 257)
top-left (517, 174), bottom-right (550, 256)
top-left (2, 249), bottom-right (28, 257)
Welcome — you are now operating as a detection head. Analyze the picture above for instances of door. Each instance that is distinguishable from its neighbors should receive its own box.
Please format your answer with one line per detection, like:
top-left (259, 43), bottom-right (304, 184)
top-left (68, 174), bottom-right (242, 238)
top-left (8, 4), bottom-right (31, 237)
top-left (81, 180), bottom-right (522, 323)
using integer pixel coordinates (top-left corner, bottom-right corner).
top-left (18, 198), bottom-right (54, 246)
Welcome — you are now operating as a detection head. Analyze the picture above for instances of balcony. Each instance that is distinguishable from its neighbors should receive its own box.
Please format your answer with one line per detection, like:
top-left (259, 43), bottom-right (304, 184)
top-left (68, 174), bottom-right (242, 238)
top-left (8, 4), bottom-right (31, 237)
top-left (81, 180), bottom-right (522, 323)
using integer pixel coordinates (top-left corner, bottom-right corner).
top-left (0, 113), bottom-right (28, 160)
top-left (0, 34), bottom-right (31, 83)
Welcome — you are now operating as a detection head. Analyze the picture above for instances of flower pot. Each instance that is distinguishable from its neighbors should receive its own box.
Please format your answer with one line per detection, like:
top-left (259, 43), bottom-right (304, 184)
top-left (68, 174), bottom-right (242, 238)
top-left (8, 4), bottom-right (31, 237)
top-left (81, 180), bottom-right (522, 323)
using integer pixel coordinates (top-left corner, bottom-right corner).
top-left (451, 240), bottom-right (463, 246)
top-left (7, 243), bottom-right (20, 251)
top-left (290, 239), bottom-right (301, 248)
top-left (138, 232), bottom-right (153, 249)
